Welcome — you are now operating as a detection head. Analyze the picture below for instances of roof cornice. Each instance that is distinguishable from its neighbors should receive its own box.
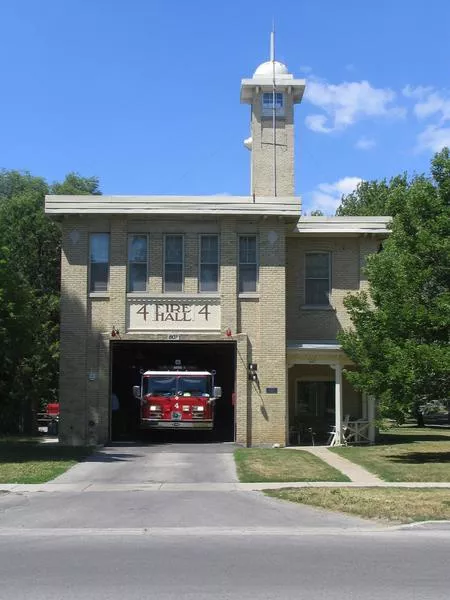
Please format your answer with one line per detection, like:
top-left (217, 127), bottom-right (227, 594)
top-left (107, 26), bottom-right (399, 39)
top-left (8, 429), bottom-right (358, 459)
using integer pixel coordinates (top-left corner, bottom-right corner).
top-left (45, 194), bottom-right (301, 221)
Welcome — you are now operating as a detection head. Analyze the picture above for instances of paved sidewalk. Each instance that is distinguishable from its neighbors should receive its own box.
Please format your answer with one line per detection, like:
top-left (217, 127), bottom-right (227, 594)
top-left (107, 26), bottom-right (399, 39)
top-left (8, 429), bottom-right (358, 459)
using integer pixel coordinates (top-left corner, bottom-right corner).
top-left (296, 445), bottom-right (383, 484)
top-left (2, 481), bottom-right (450, 493)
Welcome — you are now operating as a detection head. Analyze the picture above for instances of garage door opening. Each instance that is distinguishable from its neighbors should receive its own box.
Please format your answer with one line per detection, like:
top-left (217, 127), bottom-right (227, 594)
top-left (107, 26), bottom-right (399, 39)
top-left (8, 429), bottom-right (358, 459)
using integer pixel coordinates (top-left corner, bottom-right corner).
top-left (110, 341), bottom-right (236, 443)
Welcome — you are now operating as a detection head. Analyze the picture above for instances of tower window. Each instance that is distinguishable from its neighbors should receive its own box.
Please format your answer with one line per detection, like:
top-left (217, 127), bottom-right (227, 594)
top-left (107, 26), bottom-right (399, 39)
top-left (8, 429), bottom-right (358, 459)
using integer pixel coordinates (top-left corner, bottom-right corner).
top-left (262, 92), bottom-right (284, 117)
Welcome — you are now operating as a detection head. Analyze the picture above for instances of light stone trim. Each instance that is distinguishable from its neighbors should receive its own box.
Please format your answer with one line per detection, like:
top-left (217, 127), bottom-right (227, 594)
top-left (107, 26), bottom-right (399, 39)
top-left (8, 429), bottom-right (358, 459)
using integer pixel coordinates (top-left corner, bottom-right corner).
top-left (45, 195), bottom-right (301, 220)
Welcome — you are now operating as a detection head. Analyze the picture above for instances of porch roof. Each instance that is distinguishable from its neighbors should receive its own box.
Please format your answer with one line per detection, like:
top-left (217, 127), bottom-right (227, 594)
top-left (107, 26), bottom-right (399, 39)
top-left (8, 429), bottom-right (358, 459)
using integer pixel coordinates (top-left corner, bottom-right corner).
top-left (287, 340), bottom-right (341, 351)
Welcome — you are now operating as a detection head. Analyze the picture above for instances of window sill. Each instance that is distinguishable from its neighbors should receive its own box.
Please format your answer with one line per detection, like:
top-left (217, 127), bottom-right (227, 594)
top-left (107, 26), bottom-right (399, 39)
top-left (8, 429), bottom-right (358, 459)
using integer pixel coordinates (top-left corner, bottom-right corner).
top-left (239, 292), bottom-right (260, 299)
top-left (89, 292), bottom-right (110, 299)
top-left (300, 304), bottom-right (335, 311)
top-left (126, 292), bottom-right (221, 299)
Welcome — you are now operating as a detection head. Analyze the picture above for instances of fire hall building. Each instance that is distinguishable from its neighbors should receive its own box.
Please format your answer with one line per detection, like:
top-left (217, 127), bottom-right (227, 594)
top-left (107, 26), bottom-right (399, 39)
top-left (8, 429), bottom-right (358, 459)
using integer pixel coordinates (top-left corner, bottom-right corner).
top-left (45, 51), bottom-right (389, 447)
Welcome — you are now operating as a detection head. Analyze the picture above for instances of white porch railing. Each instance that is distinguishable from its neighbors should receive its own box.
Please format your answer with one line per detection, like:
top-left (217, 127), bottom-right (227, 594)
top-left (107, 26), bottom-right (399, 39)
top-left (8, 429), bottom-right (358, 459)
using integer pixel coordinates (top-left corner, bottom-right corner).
top-left (328, 419), bottom-right (371, 446)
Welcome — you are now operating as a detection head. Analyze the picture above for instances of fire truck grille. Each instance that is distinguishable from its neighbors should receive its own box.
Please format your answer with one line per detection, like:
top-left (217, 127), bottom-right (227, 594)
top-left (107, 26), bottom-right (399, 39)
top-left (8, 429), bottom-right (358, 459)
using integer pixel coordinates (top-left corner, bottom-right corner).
top-left (191, 412), bottom-right (204, 420)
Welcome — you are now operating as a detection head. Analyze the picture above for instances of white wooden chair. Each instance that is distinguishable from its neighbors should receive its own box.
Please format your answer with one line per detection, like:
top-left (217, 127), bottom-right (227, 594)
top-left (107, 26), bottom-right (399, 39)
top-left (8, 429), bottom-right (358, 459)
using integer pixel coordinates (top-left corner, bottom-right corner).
top-left (327, 415), bottom-right (350, 446)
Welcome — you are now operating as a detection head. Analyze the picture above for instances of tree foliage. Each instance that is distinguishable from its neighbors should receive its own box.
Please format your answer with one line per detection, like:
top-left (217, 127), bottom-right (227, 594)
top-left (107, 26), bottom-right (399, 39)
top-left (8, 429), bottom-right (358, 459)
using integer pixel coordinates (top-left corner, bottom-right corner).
top-left (338, 150), bottom-right (450, 423)
top-left (336, 175), bottom-right (408, 217)
top-left (0, 170), bottom-right (100, 433)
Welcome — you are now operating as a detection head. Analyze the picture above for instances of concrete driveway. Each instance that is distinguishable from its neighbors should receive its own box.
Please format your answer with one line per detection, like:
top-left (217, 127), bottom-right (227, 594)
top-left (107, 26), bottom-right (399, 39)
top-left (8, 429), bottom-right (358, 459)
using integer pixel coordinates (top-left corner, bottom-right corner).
top-left (52, 442), bottom-right (238, 485)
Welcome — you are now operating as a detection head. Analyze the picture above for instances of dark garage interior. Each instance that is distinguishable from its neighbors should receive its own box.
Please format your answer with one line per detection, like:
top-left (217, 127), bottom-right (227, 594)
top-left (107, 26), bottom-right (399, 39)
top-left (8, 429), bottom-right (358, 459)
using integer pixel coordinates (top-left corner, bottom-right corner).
top-left (110, 341), bottom-right (236, 442)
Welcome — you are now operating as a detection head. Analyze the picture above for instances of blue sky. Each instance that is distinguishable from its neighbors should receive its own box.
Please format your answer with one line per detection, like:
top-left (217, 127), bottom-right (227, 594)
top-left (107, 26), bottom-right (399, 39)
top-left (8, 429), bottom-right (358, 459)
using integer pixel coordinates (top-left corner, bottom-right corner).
top-left (1, 0), bottom-right (449, 213)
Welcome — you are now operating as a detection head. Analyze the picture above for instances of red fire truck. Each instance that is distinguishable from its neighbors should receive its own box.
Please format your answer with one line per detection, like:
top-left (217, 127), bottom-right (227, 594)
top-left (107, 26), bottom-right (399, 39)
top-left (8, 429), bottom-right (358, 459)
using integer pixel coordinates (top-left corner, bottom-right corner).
top-left (133, 365), bottom-right (222, 431)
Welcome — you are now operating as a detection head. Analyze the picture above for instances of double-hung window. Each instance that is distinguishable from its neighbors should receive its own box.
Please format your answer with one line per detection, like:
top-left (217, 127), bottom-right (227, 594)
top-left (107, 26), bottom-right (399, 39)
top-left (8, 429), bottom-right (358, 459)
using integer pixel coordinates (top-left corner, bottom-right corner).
top-left (239, 235), bottom-right (258, 293)
top-left (164, 234), bottom-right (183, 292)
top-left (89, 233), bottom-right (110, 292)
top-left (128, 235), bottom-right (148, 292)
top-left (262, 92), bottom-right (284, 117)
top-left (305, 252), bottom-right (331, 306)
top-left (199, 235), bottom-right (219, 292)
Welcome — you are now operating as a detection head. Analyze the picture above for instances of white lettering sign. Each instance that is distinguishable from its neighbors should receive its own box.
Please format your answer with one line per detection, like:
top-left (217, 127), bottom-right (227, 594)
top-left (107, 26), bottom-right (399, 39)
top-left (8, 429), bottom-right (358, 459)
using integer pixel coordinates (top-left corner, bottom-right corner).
top-left (127, 299), bottom-right (221, 331)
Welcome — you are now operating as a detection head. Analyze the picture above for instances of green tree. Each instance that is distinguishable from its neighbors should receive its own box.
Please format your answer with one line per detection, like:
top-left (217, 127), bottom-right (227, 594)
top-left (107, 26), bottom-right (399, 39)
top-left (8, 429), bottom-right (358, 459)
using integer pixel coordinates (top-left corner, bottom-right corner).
top-left (336, 175), bottom-right (407, 217)
top-left (338, 150), bottom-right (450, 425)
top-left (50, 172), bottom-right (100, 196)
top-left (0, 247), bottom-right (37, 431)
top-left (0, 170), bottom-right (101, 433)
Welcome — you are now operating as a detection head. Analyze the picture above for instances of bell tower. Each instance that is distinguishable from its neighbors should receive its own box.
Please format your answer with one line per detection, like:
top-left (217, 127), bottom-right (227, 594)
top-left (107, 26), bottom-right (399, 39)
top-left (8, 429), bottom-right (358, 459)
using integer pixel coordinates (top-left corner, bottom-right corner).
top-left (240, 34), bottom-right (305, 197)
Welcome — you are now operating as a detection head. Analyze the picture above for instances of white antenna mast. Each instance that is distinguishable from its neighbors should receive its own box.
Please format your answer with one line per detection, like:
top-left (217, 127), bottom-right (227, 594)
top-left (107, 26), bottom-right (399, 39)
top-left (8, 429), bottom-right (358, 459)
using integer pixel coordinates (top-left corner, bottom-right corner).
top-left (271, 24), bottom-right (277, 197)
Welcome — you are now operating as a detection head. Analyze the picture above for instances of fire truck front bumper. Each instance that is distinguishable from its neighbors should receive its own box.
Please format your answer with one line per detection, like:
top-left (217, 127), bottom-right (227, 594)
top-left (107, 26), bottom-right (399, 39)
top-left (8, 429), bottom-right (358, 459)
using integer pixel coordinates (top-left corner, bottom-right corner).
top-left (140, 419), bottom-right (213, 430)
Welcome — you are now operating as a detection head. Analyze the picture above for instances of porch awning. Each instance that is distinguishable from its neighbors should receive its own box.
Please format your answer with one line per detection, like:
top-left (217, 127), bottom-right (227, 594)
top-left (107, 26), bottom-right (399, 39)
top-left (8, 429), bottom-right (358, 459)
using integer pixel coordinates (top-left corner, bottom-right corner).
top-left (287, 340), bottom-right (353, 365)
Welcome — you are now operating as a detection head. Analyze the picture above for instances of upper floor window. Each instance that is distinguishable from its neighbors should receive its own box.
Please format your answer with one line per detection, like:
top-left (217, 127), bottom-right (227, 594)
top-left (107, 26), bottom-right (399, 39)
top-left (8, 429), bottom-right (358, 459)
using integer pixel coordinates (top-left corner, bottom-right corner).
top-left (128, 235), bottom-right (148, 292)
top-left (262, 92), bottom-right (284, 117)
top-left (305, 252), bottom-right (331, 306)
top-left (199, 235), bottom-right (219, 292)
top-left (89, 233), bottom-right (109, 292)
top-left (164, 234), bottom-right (183, 292)
top-left (239, 235), bottom-right (258, 293)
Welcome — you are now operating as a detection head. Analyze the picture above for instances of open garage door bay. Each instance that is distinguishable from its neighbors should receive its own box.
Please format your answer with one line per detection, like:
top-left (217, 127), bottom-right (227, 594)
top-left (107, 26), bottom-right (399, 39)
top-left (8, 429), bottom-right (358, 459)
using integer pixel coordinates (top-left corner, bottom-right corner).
top-left (111, 341), bottom-right (236, 443)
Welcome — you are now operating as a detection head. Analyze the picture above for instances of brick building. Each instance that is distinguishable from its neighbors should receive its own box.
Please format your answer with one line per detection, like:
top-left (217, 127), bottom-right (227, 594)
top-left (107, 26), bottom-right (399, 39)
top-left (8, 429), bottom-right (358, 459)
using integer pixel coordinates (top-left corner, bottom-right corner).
top-left (45, 48), bottom-right (388, 447)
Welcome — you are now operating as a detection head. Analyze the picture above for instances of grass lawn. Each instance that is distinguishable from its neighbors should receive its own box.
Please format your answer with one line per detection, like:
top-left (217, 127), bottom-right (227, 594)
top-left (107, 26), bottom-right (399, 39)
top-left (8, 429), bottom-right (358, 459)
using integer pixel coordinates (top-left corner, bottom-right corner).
top-left (234, 448), bottom-right (350, 482)
top-left (331, 427), bottom-right (450, 482)
top-left (0, 438), bottom-right (93, 484)
top-left (265, 487), bottom-right (450, 523)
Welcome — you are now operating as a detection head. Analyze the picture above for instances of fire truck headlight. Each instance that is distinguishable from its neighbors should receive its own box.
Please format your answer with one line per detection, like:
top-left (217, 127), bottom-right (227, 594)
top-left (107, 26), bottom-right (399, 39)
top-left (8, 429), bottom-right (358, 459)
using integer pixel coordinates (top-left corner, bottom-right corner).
top-left (192, 405), bottom-right (204, 412)
top-left (149, 405), bottom-right (157, 411)
top-left (182, 405), bottom-right (190, 412)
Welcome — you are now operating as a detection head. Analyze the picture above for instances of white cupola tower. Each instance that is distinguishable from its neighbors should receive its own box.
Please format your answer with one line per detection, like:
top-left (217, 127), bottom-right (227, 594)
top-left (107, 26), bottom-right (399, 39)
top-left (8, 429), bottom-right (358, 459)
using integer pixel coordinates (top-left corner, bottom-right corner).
top-left (240, 33), bottom-right (305, 197)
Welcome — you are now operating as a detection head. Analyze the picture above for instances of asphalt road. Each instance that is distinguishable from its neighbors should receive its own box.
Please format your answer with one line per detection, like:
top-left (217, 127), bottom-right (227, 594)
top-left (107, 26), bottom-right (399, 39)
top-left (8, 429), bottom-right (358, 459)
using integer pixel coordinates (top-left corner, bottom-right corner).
top-left (1, 529), bottom-right (449, 600)
top-left (1, 443), bottom-right (449, 599)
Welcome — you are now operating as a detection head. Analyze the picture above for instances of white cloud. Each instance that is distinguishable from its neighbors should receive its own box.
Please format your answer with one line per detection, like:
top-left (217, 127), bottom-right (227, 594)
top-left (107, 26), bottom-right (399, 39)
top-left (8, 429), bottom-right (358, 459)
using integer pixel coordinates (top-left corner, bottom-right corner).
top-left (412, 91), bottom-right (450, 121)
top-left (403, 85), bottom-right (450, 152)
top-left (309, 177), bottom-right (363, 214)
top-left (304, 114), bottom-right (332, 133)
top-left (355, 137), bottom-right (376, 150)
top-left (304, 78), bottom-right (406, 133)
top-left (416, 125), bottom-right (450, 152)
top-left (402, 85), bottom-right (434, 99)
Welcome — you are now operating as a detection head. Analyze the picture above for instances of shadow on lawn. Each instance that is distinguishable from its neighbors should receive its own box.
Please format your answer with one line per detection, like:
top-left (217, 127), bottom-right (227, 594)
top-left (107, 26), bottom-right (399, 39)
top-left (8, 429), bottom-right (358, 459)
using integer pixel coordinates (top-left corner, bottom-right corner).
top-left (378, 429), bottom-right (450, 446)
top-left (387, 451), bottom-right (450, 464)
top-left (0, 441), bottom-right (92, 464)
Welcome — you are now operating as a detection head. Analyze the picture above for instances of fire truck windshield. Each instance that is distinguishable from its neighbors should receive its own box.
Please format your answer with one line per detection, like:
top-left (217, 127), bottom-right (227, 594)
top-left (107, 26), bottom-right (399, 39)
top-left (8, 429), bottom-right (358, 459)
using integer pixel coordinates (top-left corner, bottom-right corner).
top-left (179, 376), bottom-right (211, 396)
top-left (143, 375), bottom-right (212, 397)
top-left (144, 376), bottom-right (177, 396)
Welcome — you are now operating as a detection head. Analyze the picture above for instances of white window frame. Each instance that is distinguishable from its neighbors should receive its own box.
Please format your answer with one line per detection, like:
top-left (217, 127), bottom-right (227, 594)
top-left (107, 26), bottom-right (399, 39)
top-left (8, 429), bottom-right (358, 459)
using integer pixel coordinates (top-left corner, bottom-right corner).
top-left (198, 234), bottom-right (220, 293)
top-left (163, 234), bottom-right (184, 293)
top-left (127, 234), bottom-right (148, 293)
top-left (304, 251), bottom-right (331, 307)
top-left (238, 235), bottom-right (258, 293)
top-left (89, 233), bottom-right (110, 293)
top-left (262, 91), bottom-right (285, 117)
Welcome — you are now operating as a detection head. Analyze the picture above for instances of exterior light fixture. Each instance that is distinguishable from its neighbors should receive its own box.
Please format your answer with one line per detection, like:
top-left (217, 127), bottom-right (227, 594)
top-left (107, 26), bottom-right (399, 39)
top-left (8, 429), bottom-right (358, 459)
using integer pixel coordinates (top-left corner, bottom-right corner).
top-left (248, 363), bottom-right (258, 381)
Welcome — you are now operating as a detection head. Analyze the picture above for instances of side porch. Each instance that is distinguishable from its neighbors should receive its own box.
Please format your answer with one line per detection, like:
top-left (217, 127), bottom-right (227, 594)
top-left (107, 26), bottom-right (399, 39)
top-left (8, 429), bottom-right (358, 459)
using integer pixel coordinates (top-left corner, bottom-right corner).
top-left (287, 342), bottom-right (376, 446)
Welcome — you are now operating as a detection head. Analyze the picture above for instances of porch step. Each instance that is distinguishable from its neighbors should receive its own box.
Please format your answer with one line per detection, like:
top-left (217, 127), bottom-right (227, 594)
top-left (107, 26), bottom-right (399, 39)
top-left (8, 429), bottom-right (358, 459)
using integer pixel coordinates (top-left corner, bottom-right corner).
top-left (298, 446), bottom-right (383, 484)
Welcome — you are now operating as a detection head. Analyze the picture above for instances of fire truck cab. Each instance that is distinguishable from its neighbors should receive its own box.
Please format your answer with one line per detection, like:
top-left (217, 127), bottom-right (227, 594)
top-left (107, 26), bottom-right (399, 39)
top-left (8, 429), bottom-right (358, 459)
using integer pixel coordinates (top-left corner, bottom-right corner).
top-left (133, 365), bottom-right (222, 431)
